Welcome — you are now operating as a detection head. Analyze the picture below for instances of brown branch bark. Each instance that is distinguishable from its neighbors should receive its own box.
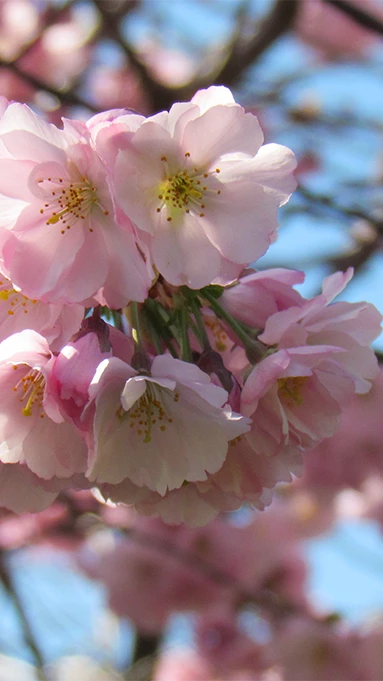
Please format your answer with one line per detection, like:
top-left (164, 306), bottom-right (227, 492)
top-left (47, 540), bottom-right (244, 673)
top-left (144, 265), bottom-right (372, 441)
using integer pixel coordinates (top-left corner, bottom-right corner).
top-left (324, 0), bottom-right (383, 36)
top-left (210, 0), bottom-right (300, 87)
top-left (92, 0), bottom-right (300, 113)
top-left (0, 60), bottom-right (98, 112)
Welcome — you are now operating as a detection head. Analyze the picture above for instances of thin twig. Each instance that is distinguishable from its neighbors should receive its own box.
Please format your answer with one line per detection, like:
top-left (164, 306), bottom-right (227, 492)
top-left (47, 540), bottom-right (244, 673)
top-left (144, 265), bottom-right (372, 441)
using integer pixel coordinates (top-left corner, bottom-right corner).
top-left (297, 184), bottom-right (383, 231)
top-left (211, 0), bottom-right (300, 87)
top-left (0, 59), bottom-right (98, 112)
top-left (0, 549), bottom-right (47, 680)
top-left (324, 0), bottom-right (383, 36)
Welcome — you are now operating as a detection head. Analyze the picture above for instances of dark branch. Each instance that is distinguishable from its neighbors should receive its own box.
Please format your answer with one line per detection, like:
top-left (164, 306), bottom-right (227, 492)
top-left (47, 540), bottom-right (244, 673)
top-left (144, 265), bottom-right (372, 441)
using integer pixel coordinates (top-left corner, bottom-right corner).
top-left (324, 0), bottom-right (383, 36)
top-left (0, 60), bottom-right (98, 113)
top-left (132, 632), bottom-right (161, 665)
top-left (92, 0), bottom-right (300, 113)
top-left (211, 0), bottom-right (300, 87)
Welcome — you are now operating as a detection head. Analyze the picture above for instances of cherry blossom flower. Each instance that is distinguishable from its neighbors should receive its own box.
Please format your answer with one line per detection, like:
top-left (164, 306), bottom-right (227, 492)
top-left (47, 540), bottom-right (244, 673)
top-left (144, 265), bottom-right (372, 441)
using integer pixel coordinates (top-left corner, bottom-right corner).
top-left (301, 369), bottom-right (383, 492)
top-left (221, 268), bottom-right (305, 329)
top-left (0, 273), bottom-right (84, 352)
top-left (196, 609), bottom-right (267, 676)
top-left (98, 462), bottom-right (272, 527)
top-left (79, 516), bottom-right (259, 633)
top-left (106, 85), bottom-right (297, 288)
top-left (86, 354), bottom-right (251, 496)
top-left (266, 617), bottom-right (374, 681)
top-left (0, 462), bottom-right (59, 513)
top-left (0, 102), bottom-right (151, 306)
top-left (259, 268), bottom-right (382, 393)
top-left (0, 329), bottom-right (87, 481)
top-left (241, 345), bottom-right (357, 462)
top-left (50, 330), bottom-right (113, 428)
top-left (0, 0), bottom-right (40, 62)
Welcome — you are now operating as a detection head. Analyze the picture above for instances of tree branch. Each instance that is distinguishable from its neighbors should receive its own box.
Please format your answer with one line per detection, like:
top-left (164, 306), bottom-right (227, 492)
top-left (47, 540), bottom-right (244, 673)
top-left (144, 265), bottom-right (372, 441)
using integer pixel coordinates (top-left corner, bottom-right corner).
top-left (211, 0), bottom-right (300, 87)
top-left (0, 59), bottom-right (98, 112)
top-left (324, 0), bottom-right (383, 36)
top-left (0, 549), bottom-right (47, 680)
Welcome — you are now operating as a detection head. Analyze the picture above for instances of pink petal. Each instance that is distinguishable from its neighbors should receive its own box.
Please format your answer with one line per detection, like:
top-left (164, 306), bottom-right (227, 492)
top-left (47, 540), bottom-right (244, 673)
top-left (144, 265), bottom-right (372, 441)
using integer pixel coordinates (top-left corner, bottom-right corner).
top-left (152, 211), bottom-right (222, 288)
top-left (182, 105), bottom-right (264, 168)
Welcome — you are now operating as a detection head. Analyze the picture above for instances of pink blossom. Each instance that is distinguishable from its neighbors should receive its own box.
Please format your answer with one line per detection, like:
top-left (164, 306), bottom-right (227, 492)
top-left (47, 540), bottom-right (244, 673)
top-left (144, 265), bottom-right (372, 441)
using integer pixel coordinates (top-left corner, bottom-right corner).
top-left (196, 609), bottom-right (266, 675)
top-left (105, 85), bottom-right (297, 287)
top-left (295, 0), bottom-right (383, 60)
top-left (140, 40), bottom-right (197, 87)
top-left (0, 329), bottom-right (87, 480)
top-left (0, 0), bottom-right (40, 61)
top-left (0, 273), bottom-right (84, 352)
top-left (0, 102), bottom-right (151, 306)
top-left (99, 467), bottom-right (271, 527)
top-left (0, 462), bottom-right (59, 513)
top-left (50, 330), bottom-right (112, 427)
top-left (79, 515), bottom-right (264, 631)
top-left (259, 269), bottom-right (382, 393)
top-left (242, 504), bottom-right (308, 605)
top-left (86, 354), bottom-right (250, 496)
top-left (19, 16), bottom-right (93, 91)
top-left (267, 617), bottom-right (374, 681)
top-left (221, 268), bottom-right (305, 329)
top-left (241, 345), bottom-right (356, 463)
top-left (301, 369), bottom-right (383, 492)
top-left (87, 66), bottom-right (149, 113)
top-left (154, 649), bottom-right (213, 681)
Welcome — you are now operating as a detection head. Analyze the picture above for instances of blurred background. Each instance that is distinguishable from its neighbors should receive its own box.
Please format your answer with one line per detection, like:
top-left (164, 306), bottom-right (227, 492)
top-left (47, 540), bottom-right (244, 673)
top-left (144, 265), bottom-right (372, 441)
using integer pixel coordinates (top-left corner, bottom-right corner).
top-left (1, 1), bottom-right (383, 679)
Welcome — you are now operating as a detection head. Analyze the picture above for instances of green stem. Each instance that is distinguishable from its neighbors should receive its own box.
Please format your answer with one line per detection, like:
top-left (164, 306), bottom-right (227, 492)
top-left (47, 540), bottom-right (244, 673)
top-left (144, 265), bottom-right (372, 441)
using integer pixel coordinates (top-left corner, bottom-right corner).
top-left (200, 288), bottom-right (266, 364)
top-left (141, 309), bottom-right (163, 355)
top-left (189, 296), bottom-right (210, 351)
top-left (130, 301), bottom-right (142, 347)
top-left (178, 304), bottom-right (193, 362)
top-left (143, 299), bottom-right (178, 358)
top-left (201, 289), bottom-right (254, 347)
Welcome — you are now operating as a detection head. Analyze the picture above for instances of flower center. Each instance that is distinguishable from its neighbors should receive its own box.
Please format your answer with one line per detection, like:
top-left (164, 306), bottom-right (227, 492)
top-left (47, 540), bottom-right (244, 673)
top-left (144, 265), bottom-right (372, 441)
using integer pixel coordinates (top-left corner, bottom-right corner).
top-left (118, 383), bottom-right (178, 443)
top-left (204, 316), bottom-right (229, 352)
top-left (156, 154), bottom-right (221, 222)
top-left (0, 281), bottom-right (37, 316)
top-left (38, 175), bottom-right (109, 235)
top-left (13, 367), bottom-right (46, 417)
top-left (278, 376), bottom-right (307, 407)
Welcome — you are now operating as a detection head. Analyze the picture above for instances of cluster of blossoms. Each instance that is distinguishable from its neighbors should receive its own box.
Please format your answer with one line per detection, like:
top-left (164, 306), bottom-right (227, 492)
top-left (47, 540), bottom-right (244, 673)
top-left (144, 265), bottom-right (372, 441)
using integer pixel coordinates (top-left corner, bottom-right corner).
top-left (76, 505), bottom-right (383, 681)
top-left (0, 85), bottom-right (380, 525)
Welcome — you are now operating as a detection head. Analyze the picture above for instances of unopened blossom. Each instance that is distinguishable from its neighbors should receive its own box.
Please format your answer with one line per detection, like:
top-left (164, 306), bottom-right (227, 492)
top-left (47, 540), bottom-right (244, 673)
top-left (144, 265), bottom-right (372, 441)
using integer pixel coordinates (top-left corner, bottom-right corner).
top-left (0, 102), bottom-right (151, 306)
top-left (106, 85), bottom-right (297, 288)
top-left (0, 330), bottom-right (87, 480)
top-left (86, 354), bottom-right (250, 496)
top-left (259, 268), bottom-right (382, 393)
top-left (0, 273), bottom-right (84, 352)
